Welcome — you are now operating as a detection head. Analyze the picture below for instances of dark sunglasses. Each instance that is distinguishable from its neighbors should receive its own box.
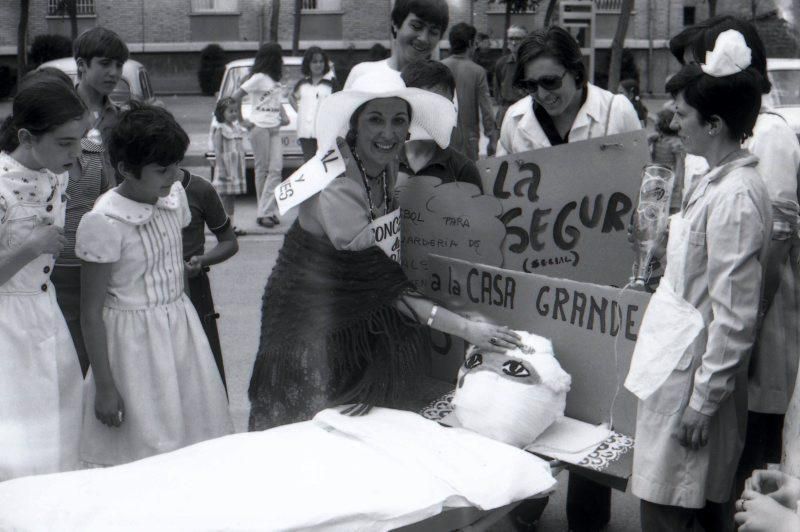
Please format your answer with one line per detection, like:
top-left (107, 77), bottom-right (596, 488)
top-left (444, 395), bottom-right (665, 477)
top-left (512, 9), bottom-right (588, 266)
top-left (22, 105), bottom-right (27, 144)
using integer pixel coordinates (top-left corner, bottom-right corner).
top-left (517, 71), bottom-right (568, 93)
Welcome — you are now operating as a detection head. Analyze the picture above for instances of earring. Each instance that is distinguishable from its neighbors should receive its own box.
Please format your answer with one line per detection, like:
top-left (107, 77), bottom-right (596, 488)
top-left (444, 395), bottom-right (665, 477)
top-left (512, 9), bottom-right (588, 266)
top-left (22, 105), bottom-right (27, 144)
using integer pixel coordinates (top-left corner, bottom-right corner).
top-left (406, 132), bottom-right (411, 140)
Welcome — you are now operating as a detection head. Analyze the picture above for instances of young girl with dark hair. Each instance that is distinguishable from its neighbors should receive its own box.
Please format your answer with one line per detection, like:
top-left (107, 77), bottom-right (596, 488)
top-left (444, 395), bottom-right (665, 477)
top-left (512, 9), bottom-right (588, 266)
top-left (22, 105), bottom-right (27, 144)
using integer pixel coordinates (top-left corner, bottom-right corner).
top-left (77, 104), bottom-right (232, 466)
top-left (211, 97), bottom-right (247, 234)
top-left (0, 73), bottom-right (88, 480)
top-left (231, 42), bottom-right (289, 228)
top-left (626, 30), bottom-right (772, 531)
top-left (290, 46), bottom-right (336, 162)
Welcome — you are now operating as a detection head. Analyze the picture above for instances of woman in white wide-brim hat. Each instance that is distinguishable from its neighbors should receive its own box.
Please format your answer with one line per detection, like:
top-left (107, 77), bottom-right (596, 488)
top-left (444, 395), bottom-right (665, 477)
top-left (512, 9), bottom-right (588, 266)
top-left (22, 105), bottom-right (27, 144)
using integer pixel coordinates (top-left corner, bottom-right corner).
top-left (248, 71), bottom-right (522, 430)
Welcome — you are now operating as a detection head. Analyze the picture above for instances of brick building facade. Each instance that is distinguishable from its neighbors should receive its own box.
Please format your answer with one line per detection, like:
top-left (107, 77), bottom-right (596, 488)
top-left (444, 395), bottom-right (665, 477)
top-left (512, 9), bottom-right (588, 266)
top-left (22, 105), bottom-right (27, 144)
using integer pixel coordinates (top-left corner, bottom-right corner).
top-left (0, 0), bottom-right (796, 94)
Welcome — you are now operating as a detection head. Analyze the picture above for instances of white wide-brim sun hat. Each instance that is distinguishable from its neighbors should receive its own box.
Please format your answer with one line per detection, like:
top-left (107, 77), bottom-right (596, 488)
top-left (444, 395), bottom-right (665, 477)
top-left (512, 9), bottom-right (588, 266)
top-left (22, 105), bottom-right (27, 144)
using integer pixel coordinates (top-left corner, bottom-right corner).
top-left (314, 69), bottom-right (457, 154)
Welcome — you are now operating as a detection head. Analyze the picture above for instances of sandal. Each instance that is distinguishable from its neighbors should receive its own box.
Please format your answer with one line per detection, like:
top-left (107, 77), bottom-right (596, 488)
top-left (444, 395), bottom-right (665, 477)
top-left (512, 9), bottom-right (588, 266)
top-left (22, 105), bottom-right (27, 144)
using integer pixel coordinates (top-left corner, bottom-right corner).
top-left (233, 227), bottom-right (248, 236)
top-left (256, 217), bottom-right (275, 228)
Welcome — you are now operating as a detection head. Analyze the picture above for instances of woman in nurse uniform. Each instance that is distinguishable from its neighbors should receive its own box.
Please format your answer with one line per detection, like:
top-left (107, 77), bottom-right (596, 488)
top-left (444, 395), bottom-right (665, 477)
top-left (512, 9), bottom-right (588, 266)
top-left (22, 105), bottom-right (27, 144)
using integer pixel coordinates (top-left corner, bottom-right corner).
top-left (624, 30), bottom-right (772, 531)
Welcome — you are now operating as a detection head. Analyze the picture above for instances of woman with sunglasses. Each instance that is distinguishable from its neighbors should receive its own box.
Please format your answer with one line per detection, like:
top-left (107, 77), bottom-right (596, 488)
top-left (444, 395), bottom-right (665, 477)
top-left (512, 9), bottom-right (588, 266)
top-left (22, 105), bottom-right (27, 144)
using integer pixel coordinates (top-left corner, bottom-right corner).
top-left (496, 26), bottom-right (640, 156)
top-left (493, 25), bottom-right (641, 532)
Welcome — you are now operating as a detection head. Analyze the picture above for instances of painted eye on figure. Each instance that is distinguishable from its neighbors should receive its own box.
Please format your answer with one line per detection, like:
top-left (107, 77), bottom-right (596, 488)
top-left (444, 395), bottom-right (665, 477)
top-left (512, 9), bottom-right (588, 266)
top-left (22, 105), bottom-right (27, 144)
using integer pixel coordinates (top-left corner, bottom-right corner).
top-left (465, 352), bottom-right (483, 369)
top-left (502, 360), bottom-right (530, 378)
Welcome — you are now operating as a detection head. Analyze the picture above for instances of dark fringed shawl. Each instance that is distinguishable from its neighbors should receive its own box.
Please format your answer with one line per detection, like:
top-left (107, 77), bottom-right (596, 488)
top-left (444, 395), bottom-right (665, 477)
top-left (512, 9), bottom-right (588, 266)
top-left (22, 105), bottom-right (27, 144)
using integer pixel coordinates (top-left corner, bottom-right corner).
top-left (248, 221), bottom-right (430, 411)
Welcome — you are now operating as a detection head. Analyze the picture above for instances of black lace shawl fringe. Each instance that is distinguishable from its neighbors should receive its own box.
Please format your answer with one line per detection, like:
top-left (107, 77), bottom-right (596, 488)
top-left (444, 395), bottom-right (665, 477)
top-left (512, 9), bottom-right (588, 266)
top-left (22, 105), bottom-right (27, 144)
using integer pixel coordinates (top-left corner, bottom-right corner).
top-left (248, 221), bottom-right (430, 409)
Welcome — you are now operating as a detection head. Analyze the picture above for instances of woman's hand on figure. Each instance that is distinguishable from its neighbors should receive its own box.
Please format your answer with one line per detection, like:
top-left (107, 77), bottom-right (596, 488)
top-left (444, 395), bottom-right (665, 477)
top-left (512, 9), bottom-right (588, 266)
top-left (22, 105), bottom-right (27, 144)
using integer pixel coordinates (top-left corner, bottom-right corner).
top-left (340, 403), bottom-right (372, 417)
top-left (746, 470), bottom-right (800, 511)
top-left (95, 383), bottom-right (125, 428)
top-left (464, 320), bottom-right (523, 354)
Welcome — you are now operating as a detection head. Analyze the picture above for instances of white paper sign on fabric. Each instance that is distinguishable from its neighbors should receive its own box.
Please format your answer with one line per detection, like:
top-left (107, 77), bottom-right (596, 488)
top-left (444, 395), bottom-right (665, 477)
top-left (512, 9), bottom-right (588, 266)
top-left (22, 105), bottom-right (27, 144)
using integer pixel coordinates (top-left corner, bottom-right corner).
top-left (624, 277), bottom-right (704, 400)
top-left (525, 417), bottom-right (612, 465)
top-left (274, 147), bottom-right (346, 215)
top-left (371, 209), bottom-right (402, 263)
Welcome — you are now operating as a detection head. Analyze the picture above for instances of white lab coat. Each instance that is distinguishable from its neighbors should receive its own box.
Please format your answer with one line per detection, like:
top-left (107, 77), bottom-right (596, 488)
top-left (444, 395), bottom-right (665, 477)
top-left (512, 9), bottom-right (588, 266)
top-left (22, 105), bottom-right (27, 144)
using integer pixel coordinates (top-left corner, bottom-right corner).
top-left (631, 155), bottom-right (772, 508)
top-left (495, 83), bottom-right (641, 156)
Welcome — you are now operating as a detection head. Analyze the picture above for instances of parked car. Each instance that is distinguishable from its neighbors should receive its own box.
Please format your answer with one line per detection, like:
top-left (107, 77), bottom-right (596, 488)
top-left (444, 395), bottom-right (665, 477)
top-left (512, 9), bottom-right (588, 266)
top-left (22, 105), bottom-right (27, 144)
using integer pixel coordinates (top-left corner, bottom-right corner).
top-left (766, 58), bottom-right (800, 142)
top-left (37, 57), bottom-right (159, 107)
top-left (205, 56), bottom-right (336, 183)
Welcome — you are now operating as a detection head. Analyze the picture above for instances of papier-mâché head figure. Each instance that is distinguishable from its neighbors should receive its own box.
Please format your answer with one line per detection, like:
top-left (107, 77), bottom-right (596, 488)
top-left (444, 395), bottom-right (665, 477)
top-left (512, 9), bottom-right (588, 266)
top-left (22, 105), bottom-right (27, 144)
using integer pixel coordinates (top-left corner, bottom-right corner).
top-left (451, 331), bottom-right (571, 447)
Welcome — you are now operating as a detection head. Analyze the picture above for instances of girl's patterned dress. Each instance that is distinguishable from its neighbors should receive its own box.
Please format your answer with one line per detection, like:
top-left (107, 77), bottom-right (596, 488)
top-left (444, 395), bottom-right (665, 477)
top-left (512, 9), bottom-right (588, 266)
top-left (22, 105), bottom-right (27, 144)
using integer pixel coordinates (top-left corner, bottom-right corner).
top-left (0, 152), bottom-right (83, 480)
top-left (76, 181), bottom-right (232, 466)
top-left (212, 122), bottom-right (247, 196)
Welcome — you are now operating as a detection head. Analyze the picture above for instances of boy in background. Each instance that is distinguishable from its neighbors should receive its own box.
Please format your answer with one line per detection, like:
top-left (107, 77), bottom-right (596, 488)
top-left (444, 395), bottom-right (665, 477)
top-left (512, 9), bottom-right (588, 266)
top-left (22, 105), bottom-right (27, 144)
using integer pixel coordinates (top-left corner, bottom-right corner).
top-left (398, 60), bottom-right (483, 193)
top-left (52, 27), bottom-right (128, 374)
top-left (345, 0), bottom-right (449, 88)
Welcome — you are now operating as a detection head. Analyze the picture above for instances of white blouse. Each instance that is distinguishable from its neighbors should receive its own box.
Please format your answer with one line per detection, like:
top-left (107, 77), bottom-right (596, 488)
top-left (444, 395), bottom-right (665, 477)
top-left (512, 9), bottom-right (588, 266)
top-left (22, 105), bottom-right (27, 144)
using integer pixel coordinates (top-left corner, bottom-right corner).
top-left (496, 83), bottom-right (642, 156)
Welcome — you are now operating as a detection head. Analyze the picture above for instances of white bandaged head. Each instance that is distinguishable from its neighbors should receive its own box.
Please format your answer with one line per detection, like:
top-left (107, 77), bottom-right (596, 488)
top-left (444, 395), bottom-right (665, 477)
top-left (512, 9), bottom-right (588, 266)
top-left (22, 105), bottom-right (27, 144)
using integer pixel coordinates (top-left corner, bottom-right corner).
top-left (451, 331), bottom-right (571, 448)
top-left (700, 29), bottom-right (752, 77)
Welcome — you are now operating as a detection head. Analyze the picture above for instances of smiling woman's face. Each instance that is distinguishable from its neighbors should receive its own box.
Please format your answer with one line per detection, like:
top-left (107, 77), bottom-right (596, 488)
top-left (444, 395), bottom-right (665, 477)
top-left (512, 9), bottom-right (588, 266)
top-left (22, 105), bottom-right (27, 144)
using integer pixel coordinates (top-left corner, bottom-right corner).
top-left (354, 97), bottom-right (410, 171)
top-left (523, 56), bottom-right (581, 118)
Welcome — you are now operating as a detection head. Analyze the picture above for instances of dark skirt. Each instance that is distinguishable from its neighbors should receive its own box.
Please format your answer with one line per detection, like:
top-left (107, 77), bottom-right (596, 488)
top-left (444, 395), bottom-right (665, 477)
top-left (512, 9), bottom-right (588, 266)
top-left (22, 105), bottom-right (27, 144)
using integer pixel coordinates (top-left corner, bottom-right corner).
top-left (248, 222), bottom-right (428, 431)
top-left (186, 270), bottom-right (227, 394)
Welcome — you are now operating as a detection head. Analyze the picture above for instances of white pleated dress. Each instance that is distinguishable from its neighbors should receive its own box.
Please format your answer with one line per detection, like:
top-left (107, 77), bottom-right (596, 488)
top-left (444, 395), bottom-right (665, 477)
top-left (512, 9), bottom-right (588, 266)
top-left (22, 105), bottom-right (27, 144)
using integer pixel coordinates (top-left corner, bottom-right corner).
top-left (0, 152), bottom-right (83, 480)
top-left (76, 182), bottom-right (232, 466)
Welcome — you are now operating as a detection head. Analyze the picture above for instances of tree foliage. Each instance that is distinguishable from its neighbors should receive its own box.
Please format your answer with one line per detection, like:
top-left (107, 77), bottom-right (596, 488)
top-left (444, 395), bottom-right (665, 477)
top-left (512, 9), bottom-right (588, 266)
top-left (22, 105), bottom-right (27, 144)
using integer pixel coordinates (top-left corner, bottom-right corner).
top-left (29, 34), bottom-right (73, 68)
top-left (490, 0), bottom-right (543, 11)
top-left (198, 44), bottom-right (227, 96)
top-left (53, 0), bottom-right (79, 40)
top-left (608, 0), bottom-right (635, 92)
top-left (489, 0), bottom-right (543, 49)
top-left (18, 0), bottom-right (30, 79)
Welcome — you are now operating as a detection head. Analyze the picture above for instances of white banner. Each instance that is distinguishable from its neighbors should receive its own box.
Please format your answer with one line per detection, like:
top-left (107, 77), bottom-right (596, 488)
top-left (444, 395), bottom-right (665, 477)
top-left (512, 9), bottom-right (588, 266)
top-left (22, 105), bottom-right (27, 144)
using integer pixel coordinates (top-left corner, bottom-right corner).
top-left (371, 209), bottom-right (401, 264)
top-left (275, 147), bottom-right (346, 215)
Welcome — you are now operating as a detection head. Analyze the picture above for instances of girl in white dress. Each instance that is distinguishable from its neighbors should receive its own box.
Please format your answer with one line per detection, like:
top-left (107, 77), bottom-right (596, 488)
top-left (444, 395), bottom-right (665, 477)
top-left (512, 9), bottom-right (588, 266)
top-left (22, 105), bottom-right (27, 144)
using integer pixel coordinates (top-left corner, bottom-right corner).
top-left (77, 104), bottom-right (232, 466)
top-left (0, 71), bottom-right (87, 479)
top-left (211, 97), bottom-right (248, 235)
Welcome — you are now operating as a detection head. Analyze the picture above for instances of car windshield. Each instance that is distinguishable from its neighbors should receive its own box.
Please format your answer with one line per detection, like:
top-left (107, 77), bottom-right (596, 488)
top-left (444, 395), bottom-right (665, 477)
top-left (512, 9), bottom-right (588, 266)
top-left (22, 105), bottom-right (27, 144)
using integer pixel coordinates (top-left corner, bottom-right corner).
top-left (139, 70), bottom-right (154, 100)
top-left (219, 63), bottom-right (304, 102)
top-left (770, 69), bottom-right (800, 107)
top-left (109, 79), bottom-right (132, 106)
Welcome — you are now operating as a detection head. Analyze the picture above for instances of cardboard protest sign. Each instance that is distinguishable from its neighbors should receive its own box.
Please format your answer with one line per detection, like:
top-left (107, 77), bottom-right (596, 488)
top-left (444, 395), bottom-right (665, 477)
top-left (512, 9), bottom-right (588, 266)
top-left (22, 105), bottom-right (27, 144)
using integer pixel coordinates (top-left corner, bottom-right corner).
top-left (396, 176), bottom-right (507, 290)
top-left (423, 254), bottom-right (651, 439)
top-left (479, 130), bottom-right (649, 287)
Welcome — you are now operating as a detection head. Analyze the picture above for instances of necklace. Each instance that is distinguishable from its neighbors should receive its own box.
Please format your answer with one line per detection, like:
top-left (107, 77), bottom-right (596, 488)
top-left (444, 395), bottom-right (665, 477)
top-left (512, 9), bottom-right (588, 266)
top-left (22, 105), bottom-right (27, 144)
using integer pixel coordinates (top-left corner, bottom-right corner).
top-left (350, 146), bottom-right (390, 223)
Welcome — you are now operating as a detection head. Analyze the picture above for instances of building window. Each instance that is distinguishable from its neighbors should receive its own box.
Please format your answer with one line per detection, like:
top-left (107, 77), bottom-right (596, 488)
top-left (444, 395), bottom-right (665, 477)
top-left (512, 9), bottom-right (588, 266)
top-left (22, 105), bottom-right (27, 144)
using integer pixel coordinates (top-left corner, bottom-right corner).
top-left (301, 0), bottom-right (342, 11)
top-left (190, 0), bottom-right (239, 13)
top-left (683, 6), bottom-right (696, 26)
top-left (487, 1), bottom-right (537, 13)
top-left (47, 0), bottom-right (95, 16)
top-left (593, 0), bottom-right (623, 12)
